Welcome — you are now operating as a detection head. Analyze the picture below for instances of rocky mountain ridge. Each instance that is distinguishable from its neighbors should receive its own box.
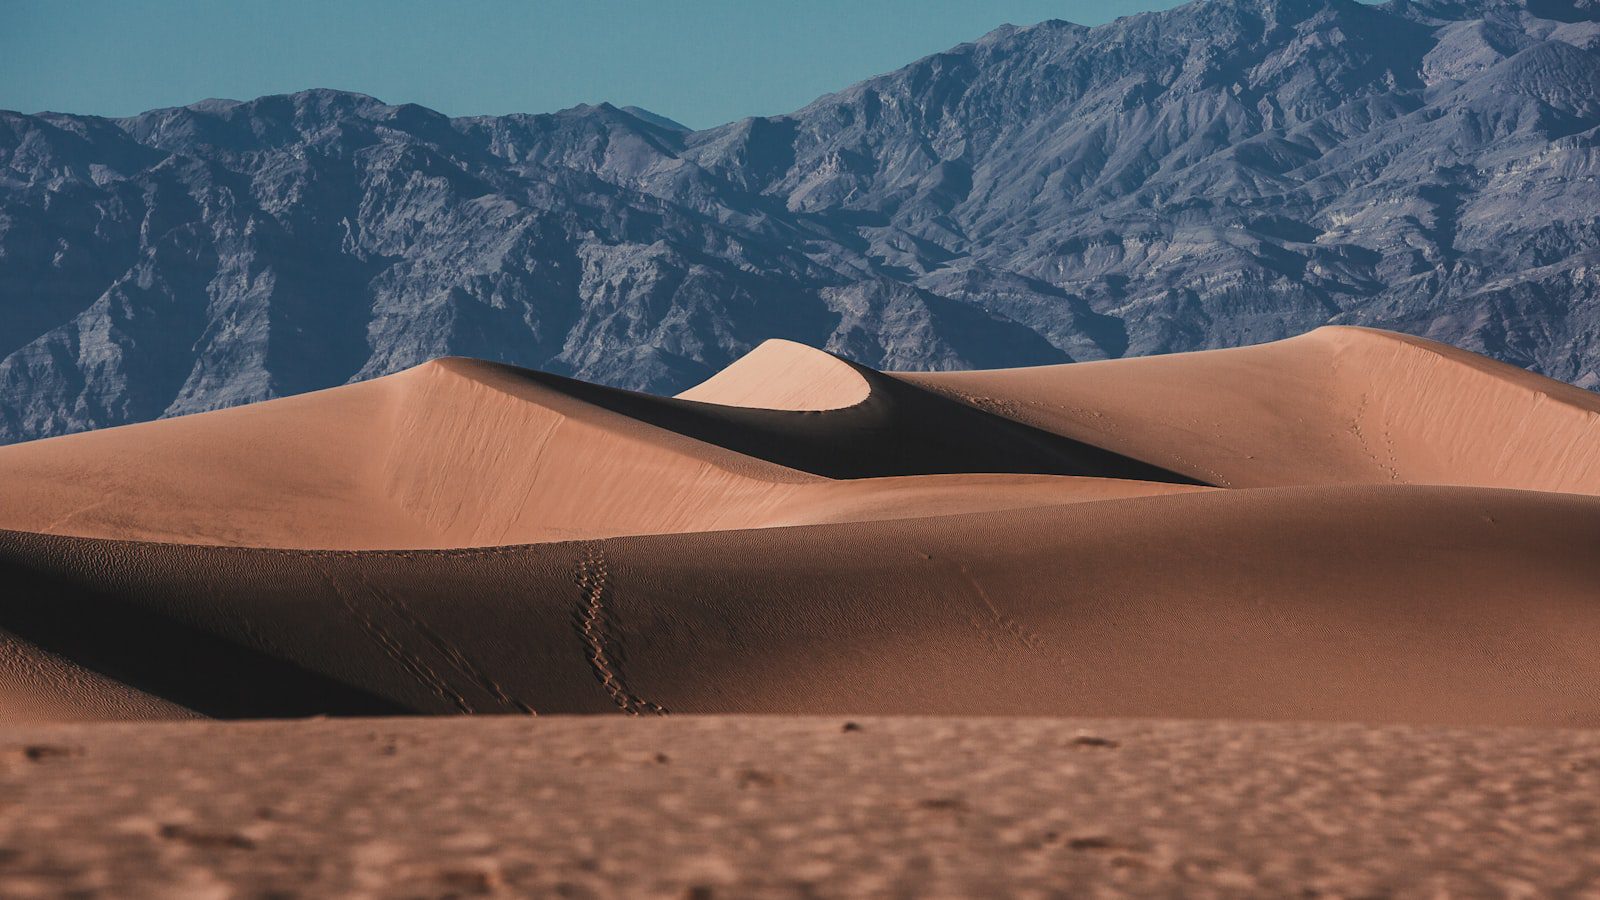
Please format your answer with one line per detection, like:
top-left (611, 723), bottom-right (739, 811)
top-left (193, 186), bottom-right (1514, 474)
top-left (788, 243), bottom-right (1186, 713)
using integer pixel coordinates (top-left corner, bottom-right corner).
top-left (3, 0), bottom-right (1600, 441)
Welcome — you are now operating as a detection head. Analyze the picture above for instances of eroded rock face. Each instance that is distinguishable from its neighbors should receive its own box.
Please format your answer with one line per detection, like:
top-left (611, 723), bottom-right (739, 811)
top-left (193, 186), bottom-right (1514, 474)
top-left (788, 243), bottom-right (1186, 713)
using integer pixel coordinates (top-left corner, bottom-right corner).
top-left (4, 0), bottom-right (1600, 442)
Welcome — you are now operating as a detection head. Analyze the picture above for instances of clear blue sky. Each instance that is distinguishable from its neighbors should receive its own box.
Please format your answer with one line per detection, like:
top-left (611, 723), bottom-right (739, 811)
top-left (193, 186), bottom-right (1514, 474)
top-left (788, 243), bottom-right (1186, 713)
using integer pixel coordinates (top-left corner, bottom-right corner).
top-left (3, 1), bottom-right (1184, 129)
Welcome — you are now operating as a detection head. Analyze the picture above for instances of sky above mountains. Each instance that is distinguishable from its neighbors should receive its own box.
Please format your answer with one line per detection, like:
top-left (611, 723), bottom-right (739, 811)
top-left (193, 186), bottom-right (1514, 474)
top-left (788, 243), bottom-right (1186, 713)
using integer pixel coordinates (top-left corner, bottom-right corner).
top-left (2, 0), bottom-right (1186, 129)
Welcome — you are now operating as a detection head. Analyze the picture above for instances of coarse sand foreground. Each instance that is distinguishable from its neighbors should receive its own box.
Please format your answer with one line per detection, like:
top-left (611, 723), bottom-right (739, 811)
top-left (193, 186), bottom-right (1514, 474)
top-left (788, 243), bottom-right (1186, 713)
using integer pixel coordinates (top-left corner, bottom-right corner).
top-left (2, 716), bottom-right (1598, 897)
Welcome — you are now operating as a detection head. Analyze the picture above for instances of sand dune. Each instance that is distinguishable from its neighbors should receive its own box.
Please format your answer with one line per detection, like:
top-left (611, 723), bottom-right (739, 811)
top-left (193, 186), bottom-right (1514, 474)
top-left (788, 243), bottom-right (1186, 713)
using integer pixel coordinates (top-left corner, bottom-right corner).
top-left (0, 326), bottom-right (1598, 728)
top-left (899, 326), bottom-right (1600, 492)
top-left (2, 484), bottom-right (1598, 726)
top-left (0, 347), bottom-right (1197, 549)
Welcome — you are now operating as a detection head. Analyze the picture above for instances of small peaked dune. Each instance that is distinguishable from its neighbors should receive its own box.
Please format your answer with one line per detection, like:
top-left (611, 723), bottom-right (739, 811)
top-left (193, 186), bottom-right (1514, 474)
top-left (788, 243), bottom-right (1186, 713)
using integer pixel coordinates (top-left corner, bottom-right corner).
top-left (675, 339), bottom-right (872, 411)
top-left (566, 353), bottom-right (1197, 482)
top-left (900, 326), bottom-right (1600, 494)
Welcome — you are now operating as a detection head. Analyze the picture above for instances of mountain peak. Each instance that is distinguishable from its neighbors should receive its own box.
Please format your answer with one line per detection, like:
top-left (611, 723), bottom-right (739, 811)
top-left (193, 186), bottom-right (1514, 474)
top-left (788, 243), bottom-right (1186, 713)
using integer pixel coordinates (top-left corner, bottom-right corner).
top-left (2, 0), bottom-right (1600, 445)
top-left (1389, 0), bottom-right (1600, 22)
top-left (620, 106), bottom-right (692, 132)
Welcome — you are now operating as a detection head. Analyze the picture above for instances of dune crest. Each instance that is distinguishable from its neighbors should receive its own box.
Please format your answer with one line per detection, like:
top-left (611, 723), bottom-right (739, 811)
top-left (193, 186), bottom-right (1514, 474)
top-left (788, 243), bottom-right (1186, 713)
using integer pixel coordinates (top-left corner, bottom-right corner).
top-left (674, 339), bottom-right (873, 411)
top-left (899, 326), bottom-right (1600, 493)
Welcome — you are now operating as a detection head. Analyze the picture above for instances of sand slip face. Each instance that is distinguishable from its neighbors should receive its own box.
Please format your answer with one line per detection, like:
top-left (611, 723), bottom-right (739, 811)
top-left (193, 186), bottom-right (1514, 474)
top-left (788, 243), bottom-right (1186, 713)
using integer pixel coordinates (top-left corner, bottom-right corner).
top-left (0, 327), bottom-right (1598, 724)
top-left (1, 484), bottom-right (1599, 726)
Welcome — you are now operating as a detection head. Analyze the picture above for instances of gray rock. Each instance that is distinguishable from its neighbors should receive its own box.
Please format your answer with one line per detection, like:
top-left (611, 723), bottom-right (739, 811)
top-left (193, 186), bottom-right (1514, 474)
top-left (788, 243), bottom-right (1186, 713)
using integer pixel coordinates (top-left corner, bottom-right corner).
top-left (3, 0), bottom-right (1600, 441)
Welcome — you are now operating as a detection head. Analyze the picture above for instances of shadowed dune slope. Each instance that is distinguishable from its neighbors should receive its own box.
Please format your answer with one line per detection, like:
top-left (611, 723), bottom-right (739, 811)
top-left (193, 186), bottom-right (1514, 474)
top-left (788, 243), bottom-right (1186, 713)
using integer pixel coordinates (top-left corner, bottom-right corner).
top-left (898, 326), bottom-right (1600, 492)
top-left (0, 626), bottom-right (197, 723)
top-left (2, 485), bottom-right (1598, 727)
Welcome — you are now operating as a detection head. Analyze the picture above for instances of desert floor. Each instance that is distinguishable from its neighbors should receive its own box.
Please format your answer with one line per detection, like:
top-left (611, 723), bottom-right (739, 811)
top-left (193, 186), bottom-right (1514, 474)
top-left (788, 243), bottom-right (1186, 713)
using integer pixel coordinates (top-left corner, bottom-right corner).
top-left (3, 716), bottom-right (1599, 897)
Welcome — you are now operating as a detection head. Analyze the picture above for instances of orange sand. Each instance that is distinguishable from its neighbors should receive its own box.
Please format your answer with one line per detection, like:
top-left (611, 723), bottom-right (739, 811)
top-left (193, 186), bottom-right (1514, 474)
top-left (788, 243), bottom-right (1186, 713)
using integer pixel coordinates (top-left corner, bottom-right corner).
top-left (0, 326), bottom-right (1596, 727)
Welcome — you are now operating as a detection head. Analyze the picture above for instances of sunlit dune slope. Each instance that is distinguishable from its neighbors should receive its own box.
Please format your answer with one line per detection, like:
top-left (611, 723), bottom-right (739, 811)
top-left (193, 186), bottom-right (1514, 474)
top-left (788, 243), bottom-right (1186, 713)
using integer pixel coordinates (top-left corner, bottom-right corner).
top-left (898, 326), bottom-right (1600, 492)
top-left (674, 338), bottom-right (873, 411)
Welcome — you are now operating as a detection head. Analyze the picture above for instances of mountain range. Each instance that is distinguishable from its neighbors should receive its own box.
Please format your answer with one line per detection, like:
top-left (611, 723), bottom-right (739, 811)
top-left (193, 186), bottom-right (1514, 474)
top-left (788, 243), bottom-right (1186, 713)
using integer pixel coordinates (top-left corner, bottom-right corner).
top-left (3, 0), bottom-right (1600, 442)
